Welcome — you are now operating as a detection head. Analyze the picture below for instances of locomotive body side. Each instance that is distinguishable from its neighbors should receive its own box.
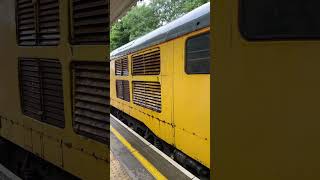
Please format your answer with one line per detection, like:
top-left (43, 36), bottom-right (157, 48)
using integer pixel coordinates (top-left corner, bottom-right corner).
top-left (0, 0), bottom-right (109, 179)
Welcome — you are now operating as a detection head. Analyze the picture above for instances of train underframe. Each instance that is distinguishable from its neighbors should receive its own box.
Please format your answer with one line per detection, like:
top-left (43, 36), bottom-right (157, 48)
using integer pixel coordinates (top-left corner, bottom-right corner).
top-left (111, 106), bottom-right (210, 179)
top-left (0, 138), bottom-right (78, 180)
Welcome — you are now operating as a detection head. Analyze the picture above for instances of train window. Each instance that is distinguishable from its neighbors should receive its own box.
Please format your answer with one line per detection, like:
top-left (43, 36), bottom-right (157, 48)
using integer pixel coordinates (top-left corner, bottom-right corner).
top-left (240, 0), bottom-right (320, 40)
top-left (186, 32), bottom-right (210, 74)
top-left (71, 0), bottom-right (109, 45)
top-left (19, 58), bottom-right (65, 128)
top-left (16, 0), bottom-right (60, 46)
top-left (72, 61), bottom-right (109, 144)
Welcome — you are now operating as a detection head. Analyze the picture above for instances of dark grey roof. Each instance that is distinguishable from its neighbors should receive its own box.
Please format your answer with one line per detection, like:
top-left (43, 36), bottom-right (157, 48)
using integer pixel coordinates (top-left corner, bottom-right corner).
top-left (111, 2), bottom-right (210, 59)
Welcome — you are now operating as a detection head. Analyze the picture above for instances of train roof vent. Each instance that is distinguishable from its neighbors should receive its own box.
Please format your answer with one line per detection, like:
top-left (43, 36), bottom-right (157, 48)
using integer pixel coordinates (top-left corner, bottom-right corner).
top-left (116, 80), bottom-right (130, 102)
top-left (38, 0), bottom-right (60, 45)
top-left (132, 48), bottom-right (160, 76)
top-left (115, 56), bottom-right (128, 76)
top-left (16, 0), bottom-right (36, 45)
top-left (133, 81), bottom-right (161, 112)
top-left (72, 62), bottom-right (109, 144)
top-left (71, 0), bottom-right (109, 45)
top-left (40, 60), bottom-right (65, 127)
top-left (19, 58), bottom-right (65, 128)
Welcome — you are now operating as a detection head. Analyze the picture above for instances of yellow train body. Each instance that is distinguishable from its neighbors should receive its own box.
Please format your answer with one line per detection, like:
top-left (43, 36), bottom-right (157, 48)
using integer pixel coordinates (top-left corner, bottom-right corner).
top-left (111, 27), bottom-right (210, 168)
top-left (212, 1), bottom-right (320, 179)
top-left (0, 0), bottom-right (109, 179)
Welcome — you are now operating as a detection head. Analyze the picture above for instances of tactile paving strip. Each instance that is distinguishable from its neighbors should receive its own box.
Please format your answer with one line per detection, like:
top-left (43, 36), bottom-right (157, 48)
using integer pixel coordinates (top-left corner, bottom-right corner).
top-left (110, 151), bottom-right (131, 180)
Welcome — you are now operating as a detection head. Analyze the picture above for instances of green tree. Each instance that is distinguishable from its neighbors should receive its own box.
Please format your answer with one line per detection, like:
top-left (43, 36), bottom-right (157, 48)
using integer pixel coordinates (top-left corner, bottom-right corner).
top-left (110, 20), bottom-right (130, 52)
top-left (110, 5), bottom-right (159, 51)
top-left (110, 0), bottom-right (209, 51)
top-left (151, 0), bottom-right (210, 25)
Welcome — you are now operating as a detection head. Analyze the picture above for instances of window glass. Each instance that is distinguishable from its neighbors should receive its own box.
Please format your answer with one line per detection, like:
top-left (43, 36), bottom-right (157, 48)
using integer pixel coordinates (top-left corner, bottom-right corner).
top-left (186, 32), bottom-right (210, 74)
top-left (240, 0), bottom-right (320, 40)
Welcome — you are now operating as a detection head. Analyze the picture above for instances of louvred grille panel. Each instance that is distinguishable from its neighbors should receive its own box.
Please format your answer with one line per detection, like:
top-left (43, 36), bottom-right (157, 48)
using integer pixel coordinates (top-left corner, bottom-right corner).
top-left (115, 60), bottom-right (121, 76)
top-left (16, 0), bottom-right (36, 45)
top-left (19, 58), bottom-right (65, 127)
top-left (133, 81), bottom-right (161, 112)
top-left (116, 80), bottom-right (130, 102)
top-left (73, 62), bottom-right (109, 143)
top-left (132, 48), bottom-right (160, 75)
top-left (38, 0), bottom-right (60, 45)
top-left (122, 58), bottom-right (128, 76)
top-left (40, 60), bottom-right (64, 127)
top-left (123, 80), bottom-right (130, 102)
top-left (16, 0), bottom-right (60, 46)
top-left (116, 80), bottom-right (123, 99)
top-left (72, 0), bottom-right (109, 44)
top-left (115, 56), bottom-right (128, 76)
top-left (20, 59), bottom-right (41, 120)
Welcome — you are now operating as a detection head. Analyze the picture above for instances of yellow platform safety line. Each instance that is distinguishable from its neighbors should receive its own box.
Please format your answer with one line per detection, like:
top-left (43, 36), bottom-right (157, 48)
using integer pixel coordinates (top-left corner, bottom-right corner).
top-left (111, 126), bottom-right (167, 180)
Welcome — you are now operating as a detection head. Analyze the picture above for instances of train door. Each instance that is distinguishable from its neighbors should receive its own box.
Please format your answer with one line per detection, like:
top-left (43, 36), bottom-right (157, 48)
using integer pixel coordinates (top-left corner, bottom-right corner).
top-left (173, 28), bottom-right (210, 168)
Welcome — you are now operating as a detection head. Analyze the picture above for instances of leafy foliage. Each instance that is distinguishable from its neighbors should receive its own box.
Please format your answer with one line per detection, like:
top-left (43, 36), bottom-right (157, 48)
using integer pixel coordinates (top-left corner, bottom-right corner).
top-left (151, 0), bottom-right (210, 25)
top-left (110, 5), bottom-right (159, 51)
top-left (110, 0), bottom-right (210, 51)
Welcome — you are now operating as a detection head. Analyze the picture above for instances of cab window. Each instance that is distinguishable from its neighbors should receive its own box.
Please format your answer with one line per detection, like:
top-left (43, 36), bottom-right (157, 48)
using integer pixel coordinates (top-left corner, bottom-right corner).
top-left (240, 0), bottom-right (320, 40)
top-left (185, 32), bottom-right (210, 74)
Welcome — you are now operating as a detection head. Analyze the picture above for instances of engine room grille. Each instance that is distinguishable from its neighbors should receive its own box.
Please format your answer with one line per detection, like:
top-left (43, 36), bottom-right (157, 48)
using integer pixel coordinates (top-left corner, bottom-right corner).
top-left (116, 80), bottom-right (130, 102)
top-left (132, 81), bottom-right (161, 112)
top-left (71, 0), bottom-right (109, 45)
top-left (19, 58), bottom-right (65, 128)
top-left (16, 0), bottom-right (36, 45)
top-left (40, 60), bottom-right (64, 127)
top-left (19, 59), bottom-right (41, 120)
top-left (132, 48), bottom-right (160, 76)
top-left (115, 56), bottom-right (128, 76)
top-left (72, 62), bottom-right (109, 144)
top-left (16, 0), bottom-right (60, 46)
top-left (38, 0), bottom-right (60, 45)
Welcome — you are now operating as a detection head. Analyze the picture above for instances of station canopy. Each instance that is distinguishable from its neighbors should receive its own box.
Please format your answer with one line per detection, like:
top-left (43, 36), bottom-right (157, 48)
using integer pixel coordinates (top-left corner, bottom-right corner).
top-left (110, 0), bottom-right (139, 24)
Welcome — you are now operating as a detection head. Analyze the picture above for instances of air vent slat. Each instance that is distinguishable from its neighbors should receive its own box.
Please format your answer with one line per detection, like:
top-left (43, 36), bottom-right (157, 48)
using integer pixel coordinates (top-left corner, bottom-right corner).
top-left (74, 116), bottom-right (108, 130)
top-left (76, 78), bottom-right (108, 88)
top-left (76, 86), bottom-right (108, 97)
top-left (43, 95), bottom-right (63, 104)
top-left (133, 81), bottom-right (161, 112)
top-left (75, 71), bottom-right (107, 80)
top-left (73, 62), bottom-right (109, 144)
top-left (132, 48), bottom-right (160, 75)
top-left (75, 93), bottom-right (109, 105)
top-left (75, 108), bottom-right (109, 122)
top-left (75, 101), bottom-right (109, 114)
top-left (74, 124), bottom-right (108, 141)
top-left (72, 0), bottom-right (109, 44)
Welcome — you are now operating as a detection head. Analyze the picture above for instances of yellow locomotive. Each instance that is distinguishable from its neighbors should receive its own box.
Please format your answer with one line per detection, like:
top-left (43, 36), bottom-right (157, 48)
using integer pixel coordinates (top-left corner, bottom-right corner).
top-left (0, 0), bottom-right (109, 179)
top-left (110, 2), bottom-right (210, 178)
top-left (212, 1), bottom-right (320, 180)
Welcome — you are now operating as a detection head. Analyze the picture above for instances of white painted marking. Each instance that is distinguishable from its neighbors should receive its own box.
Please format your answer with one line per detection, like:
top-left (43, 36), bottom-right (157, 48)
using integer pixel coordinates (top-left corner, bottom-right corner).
top-left (110, 114), bottom-right (200, 180)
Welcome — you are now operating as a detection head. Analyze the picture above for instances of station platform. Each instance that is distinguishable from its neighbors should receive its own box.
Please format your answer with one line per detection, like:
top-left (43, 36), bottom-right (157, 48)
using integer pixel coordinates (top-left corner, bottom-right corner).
top-left (110, 115), bottom-right (199, 180)
top-left (0, 164), bottom-right (21, 180)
